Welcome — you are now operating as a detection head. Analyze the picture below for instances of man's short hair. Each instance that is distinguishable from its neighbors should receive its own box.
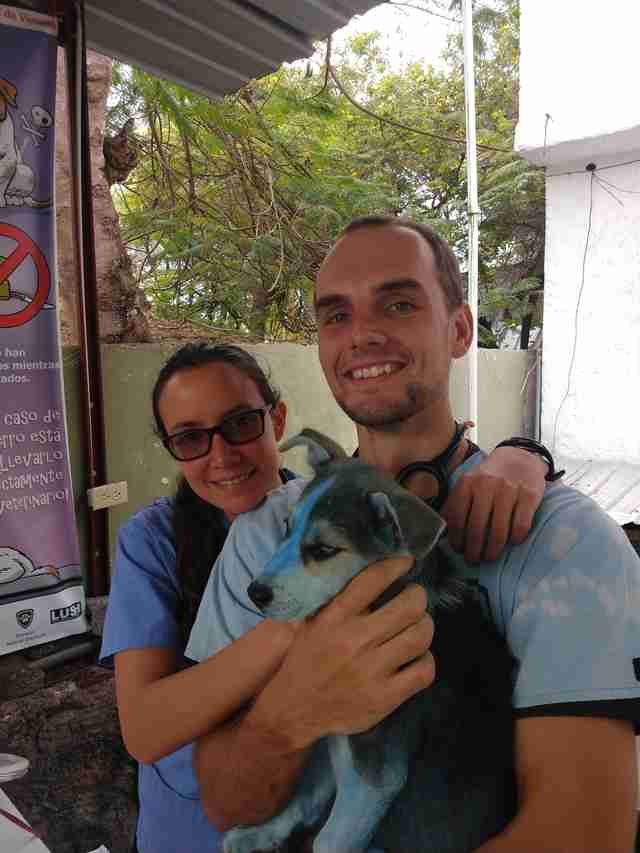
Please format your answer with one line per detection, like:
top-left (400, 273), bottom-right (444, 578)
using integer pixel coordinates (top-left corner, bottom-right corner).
top-left (340, 215), bottom-right (464, 311)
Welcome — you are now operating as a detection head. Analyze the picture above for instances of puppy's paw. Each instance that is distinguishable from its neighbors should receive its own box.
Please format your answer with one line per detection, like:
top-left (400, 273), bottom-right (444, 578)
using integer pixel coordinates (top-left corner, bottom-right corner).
top-left (224, 825), bottom-right (285, 853)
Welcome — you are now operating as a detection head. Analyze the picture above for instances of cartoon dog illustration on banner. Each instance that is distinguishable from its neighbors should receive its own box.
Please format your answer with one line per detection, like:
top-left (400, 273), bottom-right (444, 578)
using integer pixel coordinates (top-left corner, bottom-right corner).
top-left (0, 77), bottom-right (51, 208)
top-left (0, 75), bottom-right (54, 328)
top-left (0, 545), bottom-right (81, 595)
top-left (20, 104), bottom-right (53, 148)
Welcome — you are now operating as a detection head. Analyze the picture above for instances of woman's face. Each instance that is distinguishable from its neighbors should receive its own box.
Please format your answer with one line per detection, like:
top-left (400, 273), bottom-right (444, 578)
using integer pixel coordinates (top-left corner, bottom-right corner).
top-left (158, 362), bottom-right (286, 520)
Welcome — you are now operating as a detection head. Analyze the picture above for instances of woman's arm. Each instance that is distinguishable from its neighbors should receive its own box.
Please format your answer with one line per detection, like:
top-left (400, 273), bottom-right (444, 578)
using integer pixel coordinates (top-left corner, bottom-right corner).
top-left (114, 618), bottom-right (295, 764)
top-left (105, 503), bottom-right (298, 764)
top-left (442, 445), bottom-right (548, 563)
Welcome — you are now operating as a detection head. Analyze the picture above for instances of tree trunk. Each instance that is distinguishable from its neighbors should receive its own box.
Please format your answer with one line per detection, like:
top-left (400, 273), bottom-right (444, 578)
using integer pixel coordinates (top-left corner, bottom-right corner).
top-left (249, 284), bottom-right (269, 339)
top-left (55, 49), bottom-right (152, 344)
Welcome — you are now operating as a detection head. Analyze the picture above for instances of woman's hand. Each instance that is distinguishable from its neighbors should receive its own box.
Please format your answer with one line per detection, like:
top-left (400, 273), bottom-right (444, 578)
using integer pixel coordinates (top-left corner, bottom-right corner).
top-left (442, 446), bottom-right (547, 563)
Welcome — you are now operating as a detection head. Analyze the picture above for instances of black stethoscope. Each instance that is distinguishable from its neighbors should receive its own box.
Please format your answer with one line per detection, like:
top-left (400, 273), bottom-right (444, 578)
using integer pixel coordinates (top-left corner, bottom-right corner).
top-left (354, 421), bottom-right (471, 511)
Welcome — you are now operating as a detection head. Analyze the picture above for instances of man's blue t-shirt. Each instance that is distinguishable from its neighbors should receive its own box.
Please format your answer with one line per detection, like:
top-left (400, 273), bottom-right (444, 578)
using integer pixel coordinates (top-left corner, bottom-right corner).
top-left (188, 454), bottom-right (640, 725)
top-left (100, 498), bottom-right (223, 853)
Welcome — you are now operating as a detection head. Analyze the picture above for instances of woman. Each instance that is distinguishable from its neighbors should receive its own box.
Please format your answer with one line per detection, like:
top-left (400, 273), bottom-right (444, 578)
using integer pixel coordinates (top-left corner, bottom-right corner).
top-left (100, 343), bottom-right (300, 853)
top-left (100, 341), bottom-right (548, 853)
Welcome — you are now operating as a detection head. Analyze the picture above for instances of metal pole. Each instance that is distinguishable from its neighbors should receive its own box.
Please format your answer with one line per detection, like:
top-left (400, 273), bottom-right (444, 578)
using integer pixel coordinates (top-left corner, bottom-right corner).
top-left (462, 0), bottom-right (480, 443)
top-left (62, 0), bottom-right (110, 596)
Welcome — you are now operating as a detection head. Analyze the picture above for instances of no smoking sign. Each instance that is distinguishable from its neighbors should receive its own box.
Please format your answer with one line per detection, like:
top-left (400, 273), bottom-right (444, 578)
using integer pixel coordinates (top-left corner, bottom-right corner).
top-left (0, 223), bottom-right (51, 328)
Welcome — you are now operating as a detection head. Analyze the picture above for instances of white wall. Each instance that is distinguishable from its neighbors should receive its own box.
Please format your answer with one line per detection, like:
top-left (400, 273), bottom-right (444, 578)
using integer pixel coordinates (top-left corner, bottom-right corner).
top-left (541, 159), bottom-right (640, 461)
top-left (517, 0), bottom-right (640, 463)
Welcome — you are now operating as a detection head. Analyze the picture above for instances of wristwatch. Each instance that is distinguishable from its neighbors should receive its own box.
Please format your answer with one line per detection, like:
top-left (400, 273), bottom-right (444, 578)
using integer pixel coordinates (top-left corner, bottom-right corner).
top-left (494, 437), bottom-right (565, 483)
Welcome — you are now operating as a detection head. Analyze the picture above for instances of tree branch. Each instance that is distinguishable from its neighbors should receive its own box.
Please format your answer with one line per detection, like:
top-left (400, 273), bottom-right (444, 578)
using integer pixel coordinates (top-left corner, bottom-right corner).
top-left (327, 65), bottom-right (510, 154)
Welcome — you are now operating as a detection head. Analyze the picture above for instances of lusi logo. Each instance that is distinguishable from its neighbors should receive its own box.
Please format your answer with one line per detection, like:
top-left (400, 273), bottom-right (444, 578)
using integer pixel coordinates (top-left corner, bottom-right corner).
top-left (16, 609), bottom-right (34, 629)
top-left (50, 601), bottom-right (82, 624)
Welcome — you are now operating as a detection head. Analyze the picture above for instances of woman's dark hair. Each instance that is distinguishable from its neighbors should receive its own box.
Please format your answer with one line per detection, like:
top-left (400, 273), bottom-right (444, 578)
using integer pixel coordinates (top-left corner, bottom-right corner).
top-left (152, 342), bottom-right (282, 638)
top-left (152, 341), bottom-right (281, 438)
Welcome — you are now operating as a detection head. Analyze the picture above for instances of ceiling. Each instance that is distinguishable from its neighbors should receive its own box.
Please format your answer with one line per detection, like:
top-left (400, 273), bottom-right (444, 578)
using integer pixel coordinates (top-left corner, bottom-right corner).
top-left (83, 0), bottom-right (384, 99)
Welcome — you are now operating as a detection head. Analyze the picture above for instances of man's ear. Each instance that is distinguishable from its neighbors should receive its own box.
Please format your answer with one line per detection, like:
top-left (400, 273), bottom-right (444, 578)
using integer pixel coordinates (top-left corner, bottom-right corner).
top-left (272, 401), bottom-right (287, 442)
top-left (450, 304), bottom-right (474, 359)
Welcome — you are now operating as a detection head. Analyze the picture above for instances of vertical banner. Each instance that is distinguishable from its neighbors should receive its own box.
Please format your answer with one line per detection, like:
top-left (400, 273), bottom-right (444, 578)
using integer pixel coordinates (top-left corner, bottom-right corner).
top-left (0, 5), bottom-right (88, 654)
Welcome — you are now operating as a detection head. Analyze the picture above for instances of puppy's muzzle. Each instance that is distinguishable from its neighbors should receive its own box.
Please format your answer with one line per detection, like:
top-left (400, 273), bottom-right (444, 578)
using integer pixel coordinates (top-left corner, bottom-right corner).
top-left (247, 580), bottom-right (273, 610)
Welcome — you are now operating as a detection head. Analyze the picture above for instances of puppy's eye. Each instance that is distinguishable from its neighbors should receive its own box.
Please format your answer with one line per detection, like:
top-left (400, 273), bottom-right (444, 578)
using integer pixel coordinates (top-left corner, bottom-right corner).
top-left (304, 543), bottom-right (342, 561)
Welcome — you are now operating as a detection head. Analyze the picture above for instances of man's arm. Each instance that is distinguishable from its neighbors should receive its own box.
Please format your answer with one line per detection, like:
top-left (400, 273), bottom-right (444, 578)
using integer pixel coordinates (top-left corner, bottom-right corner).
top-left (194, 706), bottom-right (310, 831)
top-left (477, 484), bottom-right (640, 850)
top-left (194, 556), bottom-right (435, 830)
top-left (477, 715), bottom-right (637, 852)
top-left (442, 446), bottom-right (547, 563)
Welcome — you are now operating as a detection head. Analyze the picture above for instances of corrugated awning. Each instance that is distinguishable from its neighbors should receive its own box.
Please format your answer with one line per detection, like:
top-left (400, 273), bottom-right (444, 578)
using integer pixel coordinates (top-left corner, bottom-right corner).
top-left (84, 0), bottom-right (383, 99)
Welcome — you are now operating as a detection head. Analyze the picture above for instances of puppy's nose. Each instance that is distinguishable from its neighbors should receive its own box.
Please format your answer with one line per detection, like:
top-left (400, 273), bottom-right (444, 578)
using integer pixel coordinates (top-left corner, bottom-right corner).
top-left (247, 581), bottom-right (274, 609)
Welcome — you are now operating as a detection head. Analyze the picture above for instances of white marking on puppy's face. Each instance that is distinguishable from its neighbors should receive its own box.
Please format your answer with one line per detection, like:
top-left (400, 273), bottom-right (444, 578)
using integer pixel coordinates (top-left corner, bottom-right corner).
top-left (260, 556), bottom-right (366, 621)
top-left (256, 517), bottom-right (379, 621)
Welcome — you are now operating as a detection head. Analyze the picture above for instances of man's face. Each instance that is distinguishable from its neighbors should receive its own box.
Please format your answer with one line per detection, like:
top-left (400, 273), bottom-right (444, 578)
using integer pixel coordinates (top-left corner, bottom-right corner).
top-left (315, 225), bottom-right (471, 430)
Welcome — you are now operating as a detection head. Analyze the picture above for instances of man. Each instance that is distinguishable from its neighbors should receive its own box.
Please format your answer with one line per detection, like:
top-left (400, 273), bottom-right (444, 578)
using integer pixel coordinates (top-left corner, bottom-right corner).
top-left (189, 217), bottom-right (640, 850)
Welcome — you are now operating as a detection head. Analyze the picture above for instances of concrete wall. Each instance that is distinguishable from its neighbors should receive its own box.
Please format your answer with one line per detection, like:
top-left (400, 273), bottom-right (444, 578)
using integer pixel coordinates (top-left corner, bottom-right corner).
top-left (62, 345), bottom-right (535, 574)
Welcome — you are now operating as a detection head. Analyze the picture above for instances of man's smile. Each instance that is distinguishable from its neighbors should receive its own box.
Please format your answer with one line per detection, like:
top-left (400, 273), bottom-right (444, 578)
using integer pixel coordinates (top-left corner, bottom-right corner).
top-left (344, 362), bottom-right (404, 381)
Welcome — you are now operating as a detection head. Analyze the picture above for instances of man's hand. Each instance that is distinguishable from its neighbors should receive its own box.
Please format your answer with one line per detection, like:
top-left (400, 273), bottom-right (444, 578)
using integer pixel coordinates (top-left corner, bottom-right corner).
top-left (442, 446), bottom-right (547, 563)
top-left (245, 555), bottom-right (435, 752)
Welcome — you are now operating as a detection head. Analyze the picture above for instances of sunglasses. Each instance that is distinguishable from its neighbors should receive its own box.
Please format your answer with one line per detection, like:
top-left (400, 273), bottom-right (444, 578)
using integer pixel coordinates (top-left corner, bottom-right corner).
top-left (163, 406), bottom-right (272, 462)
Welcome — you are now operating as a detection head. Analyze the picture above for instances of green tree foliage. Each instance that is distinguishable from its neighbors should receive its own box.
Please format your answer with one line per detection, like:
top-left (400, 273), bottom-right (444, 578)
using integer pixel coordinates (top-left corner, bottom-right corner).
top-left (108, 0), bottom-right (543, 346)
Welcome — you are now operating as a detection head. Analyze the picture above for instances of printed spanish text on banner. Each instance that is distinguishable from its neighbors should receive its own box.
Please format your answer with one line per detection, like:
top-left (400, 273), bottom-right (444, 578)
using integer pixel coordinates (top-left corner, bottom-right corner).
top-left (0, 4), bottom-right (88, 655)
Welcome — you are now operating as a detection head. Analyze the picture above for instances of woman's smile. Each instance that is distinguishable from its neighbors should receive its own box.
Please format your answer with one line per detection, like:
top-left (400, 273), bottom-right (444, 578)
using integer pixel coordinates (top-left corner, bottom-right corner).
top-left (211, 468), bottom-right (257, 488)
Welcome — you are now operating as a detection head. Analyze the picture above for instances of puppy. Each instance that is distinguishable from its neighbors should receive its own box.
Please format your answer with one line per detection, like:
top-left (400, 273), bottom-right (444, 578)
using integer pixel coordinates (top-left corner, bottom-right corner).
top-left (225, 430), bottom-right (516, 853)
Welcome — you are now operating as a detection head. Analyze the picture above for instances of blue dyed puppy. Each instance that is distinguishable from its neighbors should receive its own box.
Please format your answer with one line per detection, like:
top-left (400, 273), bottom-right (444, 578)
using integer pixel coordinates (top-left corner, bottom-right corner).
top-left (224, 430), bottom-right (516, 853)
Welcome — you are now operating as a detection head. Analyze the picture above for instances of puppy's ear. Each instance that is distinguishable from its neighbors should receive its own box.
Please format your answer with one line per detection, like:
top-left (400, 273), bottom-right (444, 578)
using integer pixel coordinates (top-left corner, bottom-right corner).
top-left (280, 428), bottom-right (347, 472)
top-left (386, 490), bottom-right (446, 559)
top-left (367, 492), bottom-right (407, 554)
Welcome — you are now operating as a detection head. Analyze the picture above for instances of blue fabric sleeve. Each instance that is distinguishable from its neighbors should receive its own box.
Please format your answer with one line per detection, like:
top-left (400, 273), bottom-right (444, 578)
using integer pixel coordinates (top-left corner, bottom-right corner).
top-left (505, 488), bottom-right (640, 710)
top-left (100, 498), bottom-right (182, 663)
top-left (186, 479), bottom-right (306, 662)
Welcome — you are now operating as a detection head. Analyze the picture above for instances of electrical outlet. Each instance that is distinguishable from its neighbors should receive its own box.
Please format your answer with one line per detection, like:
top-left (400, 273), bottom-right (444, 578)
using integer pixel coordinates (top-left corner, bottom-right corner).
top-left (87, 481), bottom-right (128, 511)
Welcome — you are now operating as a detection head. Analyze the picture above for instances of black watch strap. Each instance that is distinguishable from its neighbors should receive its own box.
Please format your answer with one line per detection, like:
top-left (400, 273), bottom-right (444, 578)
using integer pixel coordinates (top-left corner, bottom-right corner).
top-left (494, 437), bottom-right (565, 483)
